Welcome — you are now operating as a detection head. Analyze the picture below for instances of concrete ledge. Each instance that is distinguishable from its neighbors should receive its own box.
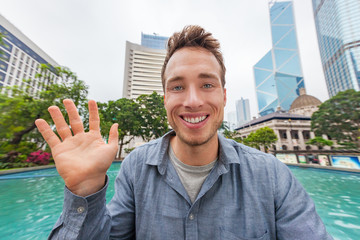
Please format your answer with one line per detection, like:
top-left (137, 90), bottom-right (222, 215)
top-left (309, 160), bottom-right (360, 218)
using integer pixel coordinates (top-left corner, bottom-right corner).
top-left (0, 160), bottom-right (123, 175)
top-left (0, 164), bottom-right (56, 175)
top-left (285, 163), bottom-right (360, 173)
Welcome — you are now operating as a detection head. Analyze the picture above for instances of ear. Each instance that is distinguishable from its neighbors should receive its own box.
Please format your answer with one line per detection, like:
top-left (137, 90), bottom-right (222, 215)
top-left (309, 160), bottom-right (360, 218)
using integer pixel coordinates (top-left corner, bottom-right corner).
top-left (223, 88), bottom-right (227, 106)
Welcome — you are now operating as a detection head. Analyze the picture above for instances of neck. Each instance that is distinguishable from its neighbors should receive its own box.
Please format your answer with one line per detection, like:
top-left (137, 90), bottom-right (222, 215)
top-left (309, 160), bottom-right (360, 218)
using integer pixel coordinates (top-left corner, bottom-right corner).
top-left (170, 134), bottom-right (219, 166)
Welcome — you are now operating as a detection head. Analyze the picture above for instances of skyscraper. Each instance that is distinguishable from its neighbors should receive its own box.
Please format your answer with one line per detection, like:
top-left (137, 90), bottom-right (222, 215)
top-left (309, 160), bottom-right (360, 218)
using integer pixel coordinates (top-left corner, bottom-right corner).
top-left (254, 1), bottom-right (305, 116)
top-left (236, 98), bottom-right (251, 125)
top-left (141, 33), bottom-right (168, 50)
top-left (312, 0), bottom-right (360, 97)
top-left (0, 14), bottom-right (60, 97)
top-left (123, 33), bottom-right (168, 99)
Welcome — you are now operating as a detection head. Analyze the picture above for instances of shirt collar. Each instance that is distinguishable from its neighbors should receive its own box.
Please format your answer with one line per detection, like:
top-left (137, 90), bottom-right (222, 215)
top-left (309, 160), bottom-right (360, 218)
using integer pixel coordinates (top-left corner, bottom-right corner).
top-left (145, 130), bottom-right (241, 175)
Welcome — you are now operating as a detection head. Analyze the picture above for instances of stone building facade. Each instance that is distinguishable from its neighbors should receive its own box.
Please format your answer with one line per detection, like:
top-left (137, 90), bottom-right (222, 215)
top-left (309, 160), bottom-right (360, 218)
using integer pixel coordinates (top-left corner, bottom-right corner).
top-left (236, 89), bottom-right (332, 151)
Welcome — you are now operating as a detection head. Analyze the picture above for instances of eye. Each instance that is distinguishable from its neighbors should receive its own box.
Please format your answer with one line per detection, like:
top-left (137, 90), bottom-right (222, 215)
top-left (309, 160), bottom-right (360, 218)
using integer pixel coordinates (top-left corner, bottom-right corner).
top-left (203, 83), bottom-right (213, 89)
top-left (172, 86), bottom-right (183, 91)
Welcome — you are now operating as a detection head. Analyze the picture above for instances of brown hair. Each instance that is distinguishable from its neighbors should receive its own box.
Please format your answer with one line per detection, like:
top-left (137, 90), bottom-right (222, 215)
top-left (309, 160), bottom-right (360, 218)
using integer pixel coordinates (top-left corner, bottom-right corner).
top-left (161, 25), bottom-right (226, 91)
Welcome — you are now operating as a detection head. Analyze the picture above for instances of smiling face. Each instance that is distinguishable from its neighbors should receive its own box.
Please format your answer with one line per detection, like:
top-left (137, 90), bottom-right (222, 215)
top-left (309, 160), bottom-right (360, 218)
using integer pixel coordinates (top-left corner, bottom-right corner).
top-left (163, 47), bottom-right (226, 147)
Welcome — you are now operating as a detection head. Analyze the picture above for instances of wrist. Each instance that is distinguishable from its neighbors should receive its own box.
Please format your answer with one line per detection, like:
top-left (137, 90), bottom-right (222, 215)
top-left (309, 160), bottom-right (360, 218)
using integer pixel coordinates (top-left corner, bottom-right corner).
top-left (68, 175), bottom-right (107, 197)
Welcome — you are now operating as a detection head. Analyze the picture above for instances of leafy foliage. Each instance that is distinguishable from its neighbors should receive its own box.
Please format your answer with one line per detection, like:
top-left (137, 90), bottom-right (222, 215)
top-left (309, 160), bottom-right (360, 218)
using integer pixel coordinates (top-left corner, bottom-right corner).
top-left (306, 137), bottom-right (333, 148)
top-left (136, 92), bottom-right (168, 141)
top-left (98, 92), bottom-right (168, 159)
top-left (222, 129), bottom-right (242, 143)
top-left (98, 98), bottom-right (143, 158)
top-left (311, 89), bottom-right (360, 149)
top-left (243, 127), bottom-right (278, 152)
top-left (0, 65), bottom-right (88, 168)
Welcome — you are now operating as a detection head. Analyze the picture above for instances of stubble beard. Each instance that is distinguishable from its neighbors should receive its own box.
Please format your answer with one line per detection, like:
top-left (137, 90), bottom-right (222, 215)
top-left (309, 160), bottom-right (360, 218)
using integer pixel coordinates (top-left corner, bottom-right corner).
top-left (170, 119), bottom-right (223, 147)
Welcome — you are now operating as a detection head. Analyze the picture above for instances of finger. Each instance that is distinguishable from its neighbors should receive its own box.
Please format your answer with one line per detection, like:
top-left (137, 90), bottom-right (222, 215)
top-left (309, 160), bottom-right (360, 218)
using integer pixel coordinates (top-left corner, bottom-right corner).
top-left (88, 100), bottom-right (100, 131)
top-left (48, 106), bottom-right (72, 140)
top-left (108, 123), bottom-right (119, 147)
top-left (63, 99), bottom-right (84, 135)
top-left (35, 119), bottom-right (61, 148)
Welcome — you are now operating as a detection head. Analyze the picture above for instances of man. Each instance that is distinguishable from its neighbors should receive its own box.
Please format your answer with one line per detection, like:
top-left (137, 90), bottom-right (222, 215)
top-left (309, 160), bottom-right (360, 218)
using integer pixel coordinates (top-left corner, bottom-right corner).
top-left (36, 25), bottom-right (333, 239)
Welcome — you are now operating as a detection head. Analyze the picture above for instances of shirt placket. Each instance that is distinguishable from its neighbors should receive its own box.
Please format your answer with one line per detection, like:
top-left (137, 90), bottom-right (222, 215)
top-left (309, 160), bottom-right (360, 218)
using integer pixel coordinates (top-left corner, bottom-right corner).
top-left (185, 202), bottom-right (200, 240)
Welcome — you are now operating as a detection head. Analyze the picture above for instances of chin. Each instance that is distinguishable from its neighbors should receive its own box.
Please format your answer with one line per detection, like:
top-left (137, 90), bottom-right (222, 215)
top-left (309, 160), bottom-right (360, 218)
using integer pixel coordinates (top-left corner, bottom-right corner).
top-left (177, 132), bottom-right (216, 147)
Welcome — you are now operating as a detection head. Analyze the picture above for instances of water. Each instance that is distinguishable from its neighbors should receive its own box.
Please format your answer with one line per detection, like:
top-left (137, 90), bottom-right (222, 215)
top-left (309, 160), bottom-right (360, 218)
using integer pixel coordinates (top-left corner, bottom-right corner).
top-left (0, 164), bottom-right (359, 240)
top-left (290, 167), bottom-right (360, 240)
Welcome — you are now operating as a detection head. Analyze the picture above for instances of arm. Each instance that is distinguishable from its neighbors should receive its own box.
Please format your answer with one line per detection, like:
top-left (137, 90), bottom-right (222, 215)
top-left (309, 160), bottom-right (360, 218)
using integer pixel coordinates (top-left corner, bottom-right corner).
top-left (48, 177), bottom-right (111, 239)
top-left (274, 160), bottom-right (333, 239)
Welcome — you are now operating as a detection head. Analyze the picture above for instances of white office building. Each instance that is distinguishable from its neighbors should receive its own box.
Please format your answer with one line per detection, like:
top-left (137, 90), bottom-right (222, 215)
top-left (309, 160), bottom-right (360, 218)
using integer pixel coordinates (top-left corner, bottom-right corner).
top-left (0, 14), bottom-right (60, 97)
top-left (122, 41), bottom-right (166, 99)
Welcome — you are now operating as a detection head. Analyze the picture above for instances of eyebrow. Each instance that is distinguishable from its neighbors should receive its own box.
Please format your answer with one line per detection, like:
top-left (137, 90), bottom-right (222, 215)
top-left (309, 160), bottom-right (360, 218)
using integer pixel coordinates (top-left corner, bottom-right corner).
top-left (198, 73), bottom-right (218, 79)
top-left (166, 76), bottom-right (184, 85)
top-left (167, 72), bottom-right (218, 84)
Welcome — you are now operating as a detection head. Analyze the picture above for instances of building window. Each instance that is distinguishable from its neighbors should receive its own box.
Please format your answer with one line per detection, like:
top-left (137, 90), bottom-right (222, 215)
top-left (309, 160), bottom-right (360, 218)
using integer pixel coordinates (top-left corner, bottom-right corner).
top-left (282, 145), bottom-right (287, 150)
top-left (6, 76), bottom-right (13, 85)
top-left (303, 131), bottom-right (310, 140)
top-left (306, 146), bottom-right (311, 150)
top-left (291, 130), bottom-right (299, 139)
top-left (294, 146), bottom-right (300, 150)
top-left (280, 130), bottom-right (287, 139)
top-left (20, 52), bottom-right (24, 60)
top-left (14, 48), bottom-right (19, 57)
top-left (272, 145), bottom-right (276, 150)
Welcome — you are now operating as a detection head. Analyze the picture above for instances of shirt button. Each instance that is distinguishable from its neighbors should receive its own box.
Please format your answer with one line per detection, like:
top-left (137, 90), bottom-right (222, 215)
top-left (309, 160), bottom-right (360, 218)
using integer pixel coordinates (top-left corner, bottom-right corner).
top-left (77, 206), bottom-right (85, 213)
top-left (189, 214), bottom-right (194, 220)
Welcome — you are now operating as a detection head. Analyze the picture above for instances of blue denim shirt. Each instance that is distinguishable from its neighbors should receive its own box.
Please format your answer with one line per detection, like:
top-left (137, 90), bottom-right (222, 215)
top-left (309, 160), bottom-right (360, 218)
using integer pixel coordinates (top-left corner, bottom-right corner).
top-left (49, 131), bottom-right (333, 239)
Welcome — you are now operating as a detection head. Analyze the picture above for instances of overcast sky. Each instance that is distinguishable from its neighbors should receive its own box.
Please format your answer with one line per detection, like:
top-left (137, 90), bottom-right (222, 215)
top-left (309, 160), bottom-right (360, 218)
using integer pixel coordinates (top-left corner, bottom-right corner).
top-left (0, 0), bottom-right (328, 120)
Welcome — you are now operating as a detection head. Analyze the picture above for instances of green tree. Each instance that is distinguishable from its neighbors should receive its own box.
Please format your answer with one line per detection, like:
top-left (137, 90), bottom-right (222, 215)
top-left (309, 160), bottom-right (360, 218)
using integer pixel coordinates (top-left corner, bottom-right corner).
top-left (98, 98), bottom-right (143, 159)
top-left (243, 127), bottom-right (278, 152)
top-left (306, 137), bottom-right (333, 148)
top-left (136, 92), bottom-right (169, 141)
top-left (311, 89), bottom-right (360, 149)
top-left (222, 129), bottom-right (242, 143)
top-left (243, 132), bottom-right (259, 149)
top-left (0, 65), bottom-right (88, 166)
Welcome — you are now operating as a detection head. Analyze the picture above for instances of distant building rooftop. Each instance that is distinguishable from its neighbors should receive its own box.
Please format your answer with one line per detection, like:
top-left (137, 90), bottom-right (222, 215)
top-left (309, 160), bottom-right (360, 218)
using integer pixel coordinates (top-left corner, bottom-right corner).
top-left (235, 111), bottom-right (311, 130)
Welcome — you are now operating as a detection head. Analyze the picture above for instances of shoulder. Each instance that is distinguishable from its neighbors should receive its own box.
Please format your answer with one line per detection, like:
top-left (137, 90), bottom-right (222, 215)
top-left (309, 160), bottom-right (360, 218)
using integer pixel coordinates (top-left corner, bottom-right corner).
top-left (121, 136), bottom-right (166, 169)
top-left (220, 136), bottom-right (280, 169)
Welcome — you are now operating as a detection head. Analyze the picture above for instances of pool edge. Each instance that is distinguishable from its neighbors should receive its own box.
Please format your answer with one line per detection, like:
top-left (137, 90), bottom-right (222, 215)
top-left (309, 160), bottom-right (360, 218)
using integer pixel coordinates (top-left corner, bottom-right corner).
top-left (285, 163), bottom-right (360, 173)
top-left (0, 165), bottom-right (56, 175)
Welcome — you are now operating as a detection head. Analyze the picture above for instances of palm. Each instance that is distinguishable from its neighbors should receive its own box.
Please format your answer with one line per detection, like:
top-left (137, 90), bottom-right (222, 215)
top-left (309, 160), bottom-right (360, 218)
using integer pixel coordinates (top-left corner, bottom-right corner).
top-left (35, 99), bottom-right (118, 196)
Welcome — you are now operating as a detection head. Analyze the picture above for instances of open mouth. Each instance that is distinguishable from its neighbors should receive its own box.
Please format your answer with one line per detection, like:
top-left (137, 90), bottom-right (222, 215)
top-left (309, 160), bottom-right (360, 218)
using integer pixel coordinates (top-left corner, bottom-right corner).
top-left (181, 115), bottom-right (209, 124)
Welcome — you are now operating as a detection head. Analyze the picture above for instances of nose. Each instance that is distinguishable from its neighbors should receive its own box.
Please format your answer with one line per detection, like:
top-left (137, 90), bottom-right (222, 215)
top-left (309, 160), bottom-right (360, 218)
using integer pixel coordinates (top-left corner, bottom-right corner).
top-left (183, 85), bottom-right (204, 109)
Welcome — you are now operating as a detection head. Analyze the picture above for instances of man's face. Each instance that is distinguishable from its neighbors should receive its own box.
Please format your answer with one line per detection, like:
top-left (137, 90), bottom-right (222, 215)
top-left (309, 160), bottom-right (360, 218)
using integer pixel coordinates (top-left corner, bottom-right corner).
top-left (163, 47), bottom-right (226, 146)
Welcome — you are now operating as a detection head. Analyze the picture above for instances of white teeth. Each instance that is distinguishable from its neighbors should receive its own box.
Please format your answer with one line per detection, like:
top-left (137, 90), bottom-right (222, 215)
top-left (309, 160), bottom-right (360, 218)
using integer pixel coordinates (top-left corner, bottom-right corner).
top-left (183, 116), bottom-right (207, 124)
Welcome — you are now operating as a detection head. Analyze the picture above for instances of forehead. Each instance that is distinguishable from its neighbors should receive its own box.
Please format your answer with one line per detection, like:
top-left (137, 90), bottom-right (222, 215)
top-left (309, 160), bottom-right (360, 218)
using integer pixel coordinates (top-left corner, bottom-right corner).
top-left (164, 47), bottom-right (221, 81)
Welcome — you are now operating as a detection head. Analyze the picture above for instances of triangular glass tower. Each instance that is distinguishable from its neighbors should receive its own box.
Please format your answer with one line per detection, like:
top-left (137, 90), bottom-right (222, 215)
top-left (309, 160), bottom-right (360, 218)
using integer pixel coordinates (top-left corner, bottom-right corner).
top-left (254, 1), bottom-right (305, 116)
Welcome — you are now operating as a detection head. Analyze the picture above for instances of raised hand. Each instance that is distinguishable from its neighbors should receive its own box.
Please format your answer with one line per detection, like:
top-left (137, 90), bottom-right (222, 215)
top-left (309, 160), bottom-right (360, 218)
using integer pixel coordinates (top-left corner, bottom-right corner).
top-left (35, 99), bottom-right (118, 197)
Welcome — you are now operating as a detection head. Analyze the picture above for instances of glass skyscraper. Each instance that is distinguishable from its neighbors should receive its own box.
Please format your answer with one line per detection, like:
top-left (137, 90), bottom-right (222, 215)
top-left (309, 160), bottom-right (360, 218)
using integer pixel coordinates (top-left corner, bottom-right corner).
top-left (312, 0), bottom-right (360, 97)
top-left (236, 98), bottom-right (251, 126)
top-left (254, 1), bottom-right (305, 116)
top-left (141, 33), bottom-right (168, 50)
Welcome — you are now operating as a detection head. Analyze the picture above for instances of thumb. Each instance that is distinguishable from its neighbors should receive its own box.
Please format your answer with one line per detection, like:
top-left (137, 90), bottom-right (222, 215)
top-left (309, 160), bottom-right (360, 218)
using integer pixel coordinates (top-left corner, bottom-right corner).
top-left (108, 123), bottom-right (119, 146)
